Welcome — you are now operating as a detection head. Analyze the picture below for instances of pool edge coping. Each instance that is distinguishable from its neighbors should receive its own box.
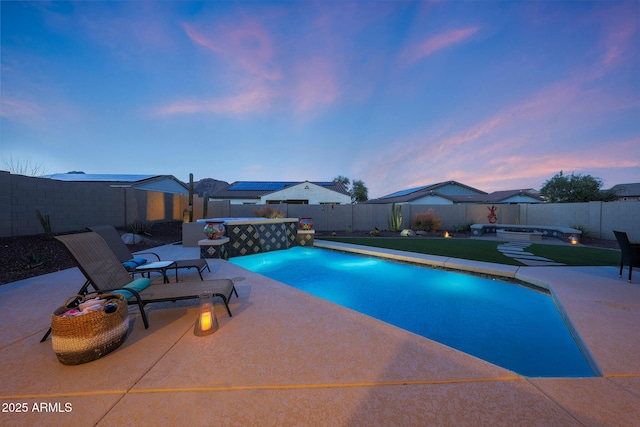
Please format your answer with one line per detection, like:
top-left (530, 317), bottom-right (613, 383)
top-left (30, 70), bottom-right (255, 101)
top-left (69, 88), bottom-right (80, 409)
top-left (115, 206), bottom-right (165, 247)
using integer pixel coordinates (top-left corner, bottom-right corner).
top-left (313, 240), bottom-right (522, 280)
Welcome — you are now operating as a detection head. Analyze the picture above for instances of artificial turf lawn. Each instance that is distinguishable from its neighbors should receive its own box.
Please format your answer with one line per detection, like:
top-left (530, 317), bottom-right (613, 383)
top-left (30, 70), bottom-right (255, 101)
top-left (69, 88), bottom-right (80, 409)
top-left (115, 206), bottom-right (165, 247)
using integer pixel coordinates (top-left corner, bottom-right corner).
top-left (318, 237), bottom-right (620, 267)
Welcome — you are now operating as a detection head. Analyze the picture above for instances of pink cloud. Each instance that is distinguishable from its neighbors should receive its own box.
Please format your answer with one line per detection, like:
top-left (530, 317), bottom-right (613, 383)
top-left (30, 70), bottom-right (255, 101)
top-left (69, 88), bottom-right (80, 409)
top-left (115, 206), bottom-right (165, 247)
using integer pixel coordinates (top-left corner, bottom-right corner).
top-left (401, 26), bottom-right (481, 66)
top-left (0, 97), bottom-right (42, 121)
top-left (359, 61), bottom-right (638, 197)
top-left (0, 91), bottom-right (85, 134)
top-left (183, 20), bottom-right (281, 83)
top-left (365, 131), bottom-right (639, 197)
top-left (290, 57), bottom-right (340, 113)
top-left (596, 2), bottom-right (639, 70)
top-left (157, 18), bottom-right (291, 118)
top-left (152, 86), bottom-right (275, 116)
top-left (178, 15), bottom-right (346, 117)
top-left (471, 137), bottom-right (640, 191)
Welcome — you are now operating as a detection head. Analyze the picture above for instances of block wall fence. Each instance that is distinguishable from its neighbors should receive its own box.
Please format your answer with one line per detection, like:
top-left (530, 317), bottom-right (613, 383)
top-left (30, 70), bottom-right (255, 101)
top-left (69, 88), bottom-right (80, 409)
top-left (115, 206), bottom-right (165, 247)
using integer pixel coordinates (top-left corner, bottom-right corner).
top-left (2, 171), bottom-right (639, 241)
top-left (0, 171), bottom-right (187, 238)
top-left (199, 199), bottom-right (640, 242)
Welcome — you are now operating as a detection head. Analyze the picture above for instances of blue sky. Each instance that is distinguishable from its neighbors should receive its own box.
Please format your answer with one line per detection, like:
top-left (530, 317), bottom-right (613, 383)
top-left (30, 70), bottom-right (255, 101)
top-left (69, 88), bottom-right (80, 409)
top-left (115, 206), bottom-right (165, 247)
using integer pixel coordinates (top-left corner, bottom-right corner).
top-left (1, 1), bottom-right (638, 198)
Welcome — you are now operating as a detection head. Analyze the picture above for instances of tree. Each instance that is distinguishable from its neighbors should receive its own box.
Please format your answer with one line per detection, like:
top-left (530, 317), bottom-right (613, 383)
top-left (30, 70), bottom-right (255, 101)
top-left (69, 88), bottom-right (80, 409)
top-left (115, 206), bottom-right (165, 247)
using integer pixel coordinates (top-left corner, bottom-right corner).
top-left (333, 175), bottom-right (350, 188)
top-left (351, 179), bottom-right (368, 203)
top-left (333, 175), bottom-right (369, 203)
top-left (2, 157), bottom-right (49, 177)
top-left (540, 171), bottom-right (617, 203)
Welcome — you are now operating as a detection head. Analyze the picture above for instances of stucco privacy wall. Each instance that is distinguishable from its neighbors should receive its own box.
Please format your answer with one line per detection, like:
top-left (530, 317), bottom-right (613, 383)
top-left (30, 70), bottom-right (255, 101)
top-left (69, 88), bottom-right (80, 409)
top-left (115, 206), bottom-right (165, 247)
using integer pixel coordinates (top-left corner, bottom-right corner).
top-left (3, 171), bottom-right (638, 241)
top-left (196, 201), bottom-right (521, 234)
top-left (520, 201), bottom-right (640, 241)
top-left (1, 172), bottom-right (187, 237)
top-left (0, 171), bottom-right (12, 237)
top-left (198, 199), bottom-right (639, 241)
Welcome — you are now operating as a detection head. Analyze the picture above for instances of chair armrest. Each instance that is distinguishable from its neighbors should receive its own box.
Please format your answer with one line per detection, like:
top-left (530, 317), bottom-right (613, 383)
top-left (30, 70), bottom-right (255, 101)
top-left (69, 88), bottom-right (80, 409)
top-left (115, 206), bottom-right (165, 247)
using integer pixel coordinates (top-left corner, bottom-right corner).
top-left (135, 251), bottom-right (161, 261)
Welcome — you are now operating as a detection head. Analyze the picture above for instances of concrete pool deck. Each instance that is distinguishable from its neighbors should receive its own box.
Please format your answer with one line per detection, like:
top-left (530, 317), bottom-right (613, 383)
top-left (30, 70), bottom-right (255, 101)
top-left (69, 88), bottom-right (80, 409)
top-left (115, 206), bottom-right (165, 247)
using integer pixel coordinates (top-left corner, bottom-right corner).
top-left (1, 241), bottom-right (639, 426)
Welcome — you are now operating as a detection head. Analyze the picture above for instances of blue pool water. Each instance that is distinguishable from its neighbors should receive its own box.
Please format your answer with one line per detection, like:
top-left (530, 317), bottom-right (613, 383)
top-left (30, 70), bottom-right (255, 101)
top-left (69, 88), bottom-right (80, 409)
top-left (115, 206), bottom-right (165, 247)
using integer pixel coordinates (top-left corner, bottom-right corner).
top-left (230, 247), bottom-right (595, 377)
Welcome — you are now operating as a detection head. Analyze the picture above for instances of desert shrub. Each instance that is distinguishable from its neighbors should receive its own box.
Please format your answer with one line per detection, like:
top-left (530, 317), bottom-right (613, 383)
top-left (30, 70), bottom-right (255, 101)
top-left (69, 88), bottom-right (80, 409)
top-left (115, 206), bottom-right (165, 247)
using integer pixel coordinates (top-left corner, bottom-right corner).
top-left (452, 222), bottom-right (474, 233)
top-left (129, 220), bottom-right (153, 236)
top-left (254, 205), bottom-right (284, 218)
top-left (571, 224), bottom-right (591, 239)
top-left (411, 209), bottom-right (443, 232)
top-left (22, 252), bottom-right (44, 269)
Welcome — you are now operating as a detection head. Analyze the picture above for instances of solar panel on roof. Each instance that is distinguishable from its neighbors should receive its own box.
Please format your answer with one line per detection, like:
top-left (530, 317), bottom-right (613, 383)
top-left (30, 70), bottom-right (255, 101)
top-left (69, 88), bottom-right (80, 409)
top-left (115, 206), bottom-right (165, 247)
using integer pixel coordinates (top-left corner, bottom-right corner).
top-left (44, 174), bottom-right (156, 182)
top-left (228, 182), bottom-right (298, 191)
top-left (380, 185), bottom-right (430, 199)
top-left (227, 181), bottom-right (340, 192)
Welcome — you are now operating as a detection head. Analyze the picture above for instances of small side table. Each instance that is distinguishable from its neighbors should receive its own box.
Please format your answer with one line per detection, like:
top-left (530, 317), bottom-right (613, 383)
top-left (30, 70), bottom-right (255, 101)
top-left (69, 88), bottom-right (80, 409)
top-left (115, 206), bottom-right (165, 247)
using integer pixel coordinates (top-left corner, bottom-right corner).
top-left (134, 260), bottom-right (177, 283)
top-left (296, 230), bottom-right (315, 247)
top-left (198, 237), bottom-right (230, 260)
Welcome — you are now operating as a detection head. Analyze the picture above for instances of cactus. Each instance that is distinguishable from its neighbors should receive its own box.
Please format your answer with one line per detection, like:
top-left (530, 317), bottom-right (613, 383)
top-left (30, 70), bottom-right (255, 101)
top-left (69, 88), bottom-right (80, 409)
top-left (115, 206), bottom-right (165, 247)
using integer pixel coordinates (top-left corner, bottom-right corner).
top-left (35, 209), bottom-right (53, 239)
top-left (203, 192), bottom-right (208, 218)
top-left (387, 203), bottom-right (403, 232)
top-left (188, 173), bottom-right (194, 223)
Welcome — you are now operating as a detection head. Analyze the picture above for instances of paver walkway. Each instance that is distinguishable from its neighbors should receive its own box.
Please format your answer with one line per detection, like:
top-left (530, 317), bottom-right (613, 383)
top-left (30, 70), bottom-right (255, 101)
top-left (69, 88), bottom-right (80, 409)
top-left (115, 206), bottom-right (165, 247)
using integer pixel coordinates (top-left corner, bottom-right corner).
top-left (497, 242), bottom-right (565, 266)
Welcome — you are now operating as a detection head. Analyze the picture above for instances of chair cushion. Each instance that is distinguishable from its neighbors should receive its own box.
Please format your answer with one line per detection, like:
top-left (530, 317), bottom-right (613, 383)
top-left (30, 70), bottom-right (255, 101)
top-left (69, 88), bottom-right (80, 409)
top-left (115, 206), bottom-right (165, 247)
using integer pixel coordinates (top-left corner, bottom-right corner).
top-left (122, 261), bottom-right (138, 271)
top-left (122, 257), bottom-right (148, 271)
top-left (112, 278), bottom-right (152, 299)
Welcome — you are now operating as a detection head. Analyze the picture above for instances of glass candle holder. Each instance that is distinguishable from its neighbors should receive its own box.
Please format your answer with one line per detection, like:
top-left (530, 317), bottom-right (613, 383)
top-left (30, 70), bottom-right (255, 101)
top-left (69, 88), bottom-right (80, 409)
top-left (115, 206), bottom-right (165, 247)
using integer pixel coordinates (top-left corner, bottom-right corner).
top-left (194, 291), bottom-right (218, 336)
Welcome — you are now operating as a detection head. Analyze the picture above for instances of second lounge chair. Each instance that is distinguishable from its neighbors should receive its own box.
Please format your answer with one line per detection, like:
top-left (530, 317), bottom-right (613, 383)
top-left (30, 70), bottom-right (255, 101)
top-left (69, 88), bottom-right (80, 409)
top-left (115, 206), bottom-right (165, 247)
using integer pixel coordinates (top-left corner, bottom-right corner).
top-left (88, 225), bottom-right (209, 283)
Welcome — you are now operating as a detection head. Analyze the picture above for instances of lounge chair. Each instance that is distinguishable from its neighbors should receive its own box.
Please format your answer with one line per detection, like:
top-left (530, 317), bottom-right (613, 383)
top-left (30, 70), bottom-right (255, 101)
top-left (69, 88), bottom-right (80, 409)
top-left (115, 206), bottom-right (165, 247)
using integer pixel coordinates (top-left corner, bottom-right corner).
top-left (613, 230), bottom-right (640, 282)
top-left (88, 225), bottom-right (209, 283)
top-left (41, 231), bottom-right (238, 341)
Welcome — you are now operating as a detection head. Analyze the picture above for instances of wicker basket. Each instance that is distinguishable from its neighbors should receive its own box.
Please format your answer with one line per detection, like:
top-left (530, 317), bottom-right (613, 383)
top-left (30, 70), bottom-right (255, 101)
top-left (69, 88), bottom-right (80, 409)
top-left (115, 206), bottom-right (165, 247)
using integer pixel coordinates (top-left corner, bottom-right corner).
top-left (51, 294), bottom-right (129, 365)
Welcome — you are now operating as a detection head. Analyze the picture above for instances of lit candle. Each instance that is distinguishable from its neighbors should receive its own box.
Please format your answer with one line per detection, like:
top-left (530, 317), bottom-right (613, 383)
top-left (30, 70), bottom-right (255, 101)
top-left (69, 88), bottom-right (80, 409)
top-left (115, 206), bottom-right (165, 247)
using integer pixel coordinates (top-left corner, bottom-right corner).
top-left (200, 311), bottom-right (212, 331)
top-left (195, 293), bottom-right (218, 336)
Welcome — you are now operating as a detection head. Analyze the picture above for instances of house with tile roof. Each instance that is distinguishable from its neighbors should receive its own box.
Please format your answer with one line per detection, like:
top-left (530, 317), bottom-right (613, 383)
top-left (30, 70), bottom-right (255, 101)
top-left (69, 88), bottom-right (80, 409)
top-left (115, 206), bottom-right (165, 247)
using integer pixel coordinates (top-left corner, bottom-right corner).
top-left (608, 183), bottom-right (640, 202)
top-left (209, 181), bottom-right (352, 205)
top-left (366, 181), bottom-right (485, 205)
top-left (455, 189), bottom-right (543, 204)
top-left (366, 181), bottom-right (542, 204)
top-left (43, 173), bottom-right (189, 194)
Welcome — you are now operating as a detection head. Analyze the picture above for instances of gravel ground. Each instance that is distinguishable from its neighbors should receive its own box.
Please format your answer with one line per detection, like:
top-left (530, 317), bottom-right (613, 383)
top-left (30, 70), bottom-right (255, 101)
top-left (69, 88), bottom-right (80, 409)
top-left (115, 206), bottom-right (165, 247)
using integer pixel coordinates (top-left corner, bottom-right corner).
top-left (0, 221), bottom-right (184, 285)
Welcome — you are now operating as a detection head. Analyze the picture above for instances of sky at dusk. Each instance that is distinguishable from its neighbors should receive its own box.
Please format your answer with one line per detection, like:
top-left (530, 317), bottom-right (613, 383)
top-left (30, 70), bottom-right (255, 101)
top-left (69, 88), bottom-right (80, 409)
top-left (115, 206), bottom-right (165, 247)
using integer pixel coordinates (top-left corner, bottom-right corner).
top-left (1, 1), bottom-right (639, 198)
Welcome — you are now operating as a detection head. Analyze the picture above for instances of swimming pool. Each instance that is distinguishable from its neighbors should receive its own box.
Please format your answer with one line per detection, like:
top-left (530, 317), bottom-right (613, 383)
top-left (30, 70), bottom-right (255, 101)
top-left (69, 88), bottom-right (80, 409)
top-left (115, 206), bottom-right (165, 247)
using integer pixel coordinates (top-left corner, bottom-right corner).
top-left (230, 246), bottom-right (595, 377)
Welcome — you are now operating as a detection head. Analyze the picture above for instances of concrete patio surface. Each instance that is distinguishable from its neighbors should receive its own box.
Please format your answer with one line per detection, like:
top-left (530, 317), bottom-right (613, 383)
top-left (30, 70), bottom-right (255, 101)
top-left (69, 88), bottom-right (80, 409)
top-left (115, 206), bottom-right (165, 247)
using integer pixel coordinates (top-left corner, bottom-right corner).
top-left (1, 240), bottom-right (639, 426)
